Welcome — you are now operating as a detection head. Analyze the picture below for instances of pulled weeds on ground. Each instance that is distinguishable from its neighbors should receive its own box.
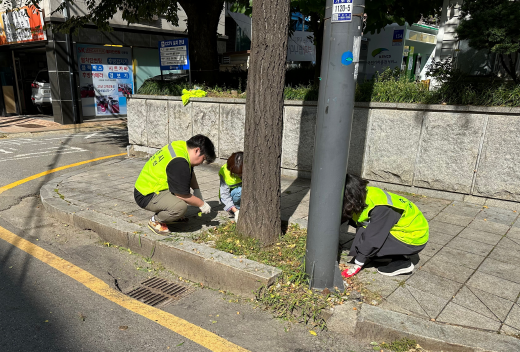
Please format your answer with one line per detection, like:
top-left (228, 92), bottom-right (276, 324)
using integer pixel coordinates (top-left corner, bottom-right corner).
top-left (193, 222), bottom-right (381, 329)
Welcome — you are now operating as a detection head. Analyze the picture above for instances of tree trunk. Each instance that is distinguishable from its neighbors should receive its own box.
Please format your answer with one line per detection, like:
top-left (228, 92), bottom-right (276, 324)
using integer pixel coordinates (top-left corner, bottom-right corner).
top-left (178, 0), bottom-right (224, 86)
top-left (311, 13), bottom-right (324, 87)
top-left (236, 0), bottom-right (291, 245)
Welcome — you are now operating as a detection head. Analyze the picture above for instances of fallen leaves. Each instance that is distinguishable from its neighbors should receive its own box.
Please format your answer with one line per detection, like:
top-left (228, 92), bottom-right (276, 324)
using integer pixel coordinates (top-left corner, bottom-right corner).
top-left (309, 330), bottom-right (317, 336)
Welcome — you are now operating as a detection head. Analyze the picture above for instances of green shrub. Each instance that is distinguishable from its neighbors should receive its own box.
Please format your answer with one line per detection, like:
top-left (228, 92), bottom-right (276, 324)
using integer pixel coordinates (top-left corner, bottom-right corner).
top-left (137, 80), bottom-right (191, 96)
top-left (137, 66), bottom-right (520, 107)
top-left (356, 68), bottom-right (430, 103)
top-left (284, 85), bottom-right (319, 101)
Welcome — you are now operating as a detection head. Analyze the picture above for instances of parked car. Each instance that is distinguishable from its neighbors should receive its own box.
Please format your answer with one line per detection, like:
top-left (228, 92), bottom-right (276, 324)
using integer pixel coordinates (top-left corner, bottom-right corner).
top-left (31, 70), bottom-right (52, 114)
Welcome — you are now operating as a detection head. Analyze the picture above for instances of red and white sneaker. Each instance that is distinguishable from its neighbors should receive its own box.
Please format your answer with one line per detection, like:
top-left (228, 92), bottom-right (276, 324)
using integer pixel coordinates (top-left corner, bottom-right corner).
top-left (341, 264), bottom-right (362, 278)
top-left (148, 218), bottom-right (171, 236)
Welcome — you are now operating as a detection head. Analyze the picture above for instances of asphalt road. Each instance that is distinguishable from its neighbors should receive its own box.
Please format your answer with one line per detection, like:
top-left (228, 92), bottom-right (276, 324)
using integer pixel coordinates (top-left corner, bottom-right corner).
top-left (0, 128), bottom-right (370, 352)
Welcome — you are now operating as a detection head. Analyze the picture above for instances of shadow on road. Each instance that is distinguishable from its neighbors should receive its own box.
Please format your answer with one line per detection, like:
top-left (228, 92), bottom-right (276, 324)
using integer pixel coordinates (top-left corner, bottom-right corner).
top-left (0, 127), bottom-right (127, 349)
top-left (0, 255), bottom-right (66, 351)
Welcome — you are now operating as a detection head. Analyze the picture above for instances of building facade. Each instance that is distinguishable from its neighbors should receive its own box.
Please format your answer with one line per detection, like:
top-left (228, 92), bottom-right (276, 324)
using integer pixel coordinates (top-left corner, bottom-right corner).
top-left (0, 0), bottom-right (226, 123)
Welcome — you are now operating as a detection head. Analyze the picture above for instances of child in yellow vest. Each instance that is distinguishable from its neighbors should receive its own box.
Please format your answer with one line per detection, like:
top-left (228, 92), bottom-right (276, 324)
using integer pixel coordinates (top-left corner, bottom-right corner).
top-left (219, 152), bottom-right (243, 221)
top-left (341, 174), bottom-right (429, 278)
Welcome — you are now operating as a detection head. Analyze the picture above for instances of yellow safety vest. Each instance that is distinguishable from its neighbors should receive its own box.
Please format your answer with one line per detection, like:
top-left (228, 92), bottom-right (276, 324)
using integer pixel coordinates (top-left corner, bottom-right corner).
top-left (352, 187), bottom-right (429, 246)
top-left (135, 141), bottom-right (191, 196)
top-left (218, 163), bottom-right (242, 199)
top-left (219, 164), bottom-right (242, 188)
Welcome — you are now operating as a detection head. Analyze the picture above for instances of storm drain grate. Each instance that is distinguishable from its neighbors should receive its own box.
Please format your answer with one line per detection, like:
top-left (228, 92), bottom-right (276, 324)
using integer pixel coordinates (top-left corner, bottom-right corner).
top-left (126, 277), bottom-right (193, 308)
top-left (19, 123), bottom-right (46, 128)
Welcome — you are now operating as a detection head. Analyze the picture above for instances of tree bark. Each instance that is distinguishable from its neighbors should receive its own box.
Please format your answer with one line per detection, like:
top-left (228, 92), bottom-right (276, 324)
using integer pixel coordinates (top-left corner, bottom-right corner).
top-left (178, 0), bottom-right (224, 86)
top-left (236, 0), bottom-right (291, 245)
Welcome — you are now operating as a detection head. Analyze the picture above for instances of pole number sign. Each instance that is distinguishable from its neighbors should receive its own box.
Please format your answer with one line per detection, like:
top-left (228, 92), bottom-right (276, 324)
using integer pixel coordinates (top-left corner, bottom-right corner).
top-left (332, 0), bottom-right (353, 23)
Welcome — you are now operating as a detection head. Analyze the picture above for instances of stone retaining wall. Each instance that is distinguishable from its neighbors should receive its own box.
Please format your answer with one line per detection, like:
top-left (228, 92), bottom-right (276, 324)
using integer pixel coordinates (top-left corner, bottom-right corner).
top-left (127, 95), bottom-right (520, 204)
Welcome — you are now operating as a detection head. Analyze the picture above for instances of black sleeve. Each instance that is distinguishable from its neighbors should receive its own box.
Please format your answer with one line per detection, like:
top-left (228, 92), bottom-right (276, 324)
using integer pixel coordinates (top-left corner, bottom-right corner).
top-left (354, 206), bottom-right (402, 263)
top-left (166, 158), bottom-right (192, 195)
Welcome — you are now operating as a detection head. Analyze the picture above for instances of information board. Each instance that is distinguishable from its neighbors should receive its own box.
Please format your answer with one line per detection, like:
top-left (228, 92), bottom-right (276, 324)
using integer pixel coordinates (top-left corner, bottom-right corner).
top-left (159, 38), bottom-right (190, 71)
top-left (76, 44), bottom-right (134, 117)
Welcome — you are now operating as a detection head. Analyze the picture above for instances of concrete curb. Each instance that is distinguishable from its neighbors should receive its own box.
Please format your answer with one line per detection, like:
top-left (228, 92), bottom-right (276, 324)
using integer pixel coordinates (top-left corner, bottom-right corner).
top-left (328, 303), bottom-right (520, 352)
top-left (40, 166), bottom-right (282, 299)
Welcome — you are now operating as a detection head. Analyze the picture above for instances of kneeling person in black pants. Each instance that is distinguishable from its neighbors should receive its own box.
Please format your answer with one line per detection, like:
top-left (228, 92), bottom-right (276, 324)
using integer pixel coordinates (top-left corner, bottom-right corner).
top-left (134, 134), bottom-right (216, 235)
top-left (341, 174), bottom-right (429, 278)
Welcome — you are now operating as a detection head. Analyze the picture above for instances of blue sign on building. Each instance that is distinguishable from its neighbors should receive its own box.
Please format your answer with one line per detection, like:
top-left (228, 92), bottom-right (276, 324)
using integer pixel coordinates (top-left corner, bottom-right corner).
top-left (159, 38), bottom-right (190, 71)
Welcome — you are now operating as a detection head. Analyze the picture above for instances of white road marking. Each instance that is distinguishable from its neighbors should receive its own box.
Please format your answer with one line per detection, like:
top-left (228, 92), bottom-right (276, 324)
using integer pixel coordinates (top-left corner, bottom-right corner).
top-left (0, 150), bottom-right (88, 163)
top-left (0, 130), bottom-right (126, 163)
top-left (84, 132), bottom-right (99, 139)
top-left (0, 146), bottom-right (88, 162)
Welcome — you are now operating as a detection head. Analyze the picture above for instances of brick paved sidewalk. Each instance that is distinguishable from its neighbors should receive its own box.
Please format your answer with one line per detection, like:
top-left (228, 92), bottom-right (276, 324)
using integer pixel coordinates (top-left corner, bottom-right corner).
top-left (52, 157), bottom-right (520, 338)
top-left (0, 115), bottom-right (126, 134)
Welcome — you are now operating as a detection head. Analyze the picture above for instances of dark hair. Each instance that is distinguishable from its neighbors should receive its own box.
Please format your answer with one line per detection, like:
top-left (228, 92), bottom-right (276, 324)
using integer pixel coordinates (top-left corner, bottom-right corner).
top-left (187, 134), bottom-right (216, 163)
top-left (227, 152), bottom-right (243, 176)
top-left (342, 174), bottom-right (369, 222)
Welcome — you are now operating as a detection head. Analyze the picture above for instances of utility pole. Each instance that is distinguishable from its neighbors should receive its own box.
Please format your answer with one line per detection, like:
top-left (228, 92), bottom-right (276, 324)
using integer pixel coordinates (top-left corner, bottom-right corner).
top-left (305, 0), bottom-right (365, 290)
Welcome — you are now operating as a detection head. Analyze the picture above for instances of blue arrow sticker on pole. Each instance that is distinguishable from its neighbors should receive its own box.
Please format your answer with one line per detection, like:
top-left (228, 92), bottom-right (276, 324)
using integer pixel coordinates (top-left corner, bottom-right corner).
top-left (341, 51), bottom-right (354, 66)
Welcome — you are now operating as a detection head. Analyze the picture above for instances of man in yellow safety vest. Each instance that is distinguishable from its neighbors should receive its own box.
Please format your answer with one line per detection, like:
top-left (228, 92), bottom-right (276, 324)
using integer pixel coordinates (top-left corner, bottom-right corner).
top-left (134, 134), bottom-right (216, 235)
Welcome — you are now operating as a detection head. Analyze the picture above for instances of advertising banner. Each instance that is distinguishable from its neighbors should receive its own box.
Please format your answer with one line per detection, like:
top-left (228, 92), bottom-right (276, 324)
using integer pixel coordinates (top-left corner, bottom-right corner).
top-left (0, 5), bottom-right (46, 45)
top-left (77, 44), bottom-right (134, 117)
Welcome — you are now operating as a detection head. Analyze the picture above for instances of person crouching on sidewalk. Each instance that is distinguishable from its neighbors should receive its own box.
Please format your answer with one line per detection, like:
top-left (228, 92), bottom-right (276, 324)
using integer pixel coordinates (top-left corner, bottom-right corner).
top-left (219, 152), bottom-right (243, 222)
top-left (134, 134), bottom-right (216, 235)
top-left (341, 174), bottom-right (429, 278)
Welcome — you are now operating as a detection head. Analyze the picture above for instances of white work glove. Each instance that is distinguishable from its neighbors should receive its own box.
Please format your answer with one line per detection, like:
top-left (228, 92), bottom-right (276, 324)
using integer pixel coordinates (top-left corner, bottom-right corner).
top-left (193, 188), bottom-right (204, 201)
top-left (234, 210), bottom-right (240, 222)
top-left (199, 201), bottom-right (211, 214)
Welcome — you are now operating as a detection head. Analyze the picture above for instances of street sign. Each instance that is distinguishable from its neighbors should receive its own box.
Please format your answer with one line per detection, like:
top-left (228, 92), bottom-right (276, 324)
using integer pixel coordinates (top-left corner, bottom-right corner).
top-left (331, 0), bottom-right (353, 23)
top-left (158, 38), bottom-right (190, 70)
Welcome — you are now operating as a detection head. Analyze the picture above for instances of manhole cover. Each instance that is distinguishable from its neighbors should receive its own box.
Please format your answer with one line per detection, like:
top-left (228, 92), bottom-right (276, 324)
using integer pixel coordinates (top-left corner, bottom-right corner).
top-left (126, 277), bottom-right (192, 307)
top-left (19, 123), bottom-right (46, 128)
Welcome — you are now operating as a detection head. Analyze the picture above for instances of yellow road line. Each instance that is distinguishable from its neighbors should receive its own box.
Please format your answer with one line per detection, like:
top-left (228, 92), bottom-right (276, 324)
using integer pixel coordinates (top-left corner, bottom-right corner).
top-left (0, 153), bottom-right (250, 352)
top-left (0, 227), bottom-right (248, 352)
top-left (0, 152), bottom-right (127, 195)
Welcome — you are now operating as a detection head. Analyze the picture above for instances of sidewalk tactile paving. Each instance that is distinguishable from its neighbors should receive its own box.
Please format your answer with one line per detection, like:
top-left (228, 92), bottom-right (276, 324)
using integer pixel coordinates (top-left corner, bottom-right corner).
top-left (48, 157), bottom-right (520, 336)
